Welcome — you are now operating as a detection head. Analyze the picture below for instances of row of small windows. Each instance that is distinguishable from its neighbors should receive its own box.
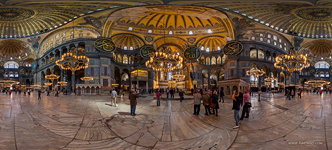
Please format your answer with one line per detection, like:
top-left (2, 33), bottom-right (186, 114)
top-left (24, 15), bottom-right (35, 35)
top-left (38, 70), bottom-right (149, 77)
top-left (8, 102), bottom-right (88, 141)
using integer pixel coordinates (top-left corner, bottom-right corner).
top-left (249, 49), bottom-right (277, 62)
top-left (199, 55), bottom-right (227, 65)
top-left (128, 27), bottom-right (212, 35)
top-left (200, 46), bottom-right (221, 52)
top-left (252, 33), bottom-right (287, 51)
top-left (113, 54), bottom-right (141, 64)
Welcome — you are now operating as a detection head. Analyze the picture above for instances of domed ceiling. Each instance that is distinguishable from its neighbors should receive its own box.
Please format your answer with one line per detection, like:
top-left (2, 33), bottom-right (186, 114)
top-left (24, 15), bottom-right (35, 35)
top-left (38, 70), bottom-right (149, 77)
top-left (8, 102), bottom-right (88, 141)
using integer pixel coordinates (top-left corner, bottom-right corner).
top-left (298, 39), bottom-right (332, 64)
top-left (111, 5), bottom-right (227, 29)
top-left (112, 34), bottom-right (145, 50)
top-left (0, 39), bottom-right (33, 65)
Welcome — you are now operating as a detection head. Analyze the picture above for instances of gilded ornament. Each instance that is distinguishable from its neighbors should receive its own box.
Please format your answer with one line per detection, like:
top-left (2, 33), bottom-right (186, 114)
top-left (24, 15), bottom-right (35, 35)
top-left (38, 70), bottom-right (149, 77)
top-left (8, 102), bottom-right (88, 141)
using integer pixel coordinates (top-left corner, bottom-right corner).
top-left (184, 46), bottom-right (201, 60)
top-left (223, 41), bottom-right (243, 56)
top-left (94, 38), bottom-right (115, 53)
top-left (140, 46), bottom-right (156, 59)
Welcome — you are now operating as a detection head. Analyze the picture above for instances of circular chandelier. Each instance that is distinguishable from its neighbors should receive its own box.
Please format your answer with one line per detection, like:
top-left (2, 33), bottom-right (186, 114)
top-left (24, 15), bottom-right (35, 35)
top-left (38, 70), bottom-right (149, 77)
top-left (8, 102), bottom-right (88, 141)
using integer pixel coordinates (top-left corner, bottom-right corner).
top-left (80, 71), bottom-right (94, 82)
top-left (45, 74), bottom-right (60, 81)
top-left (305, 79), bottom-right (330, 87)
top-left (274, 47), bottom-right (310, 74)
top-left (56, 52), bottom-right (89, 74)
top-left (246, 68), bottom-right (265, 78)
top-left (171, 73), bottom-right (185, 81)
top-left (264, 77), bottom-right (276, 86)
top-left (145, 51), bottom-right (183, 72)
top-left (0, 79), bottom-right (18, 87)
top-left (44, 82), bottom-right (53, 86)
top-left (58, 81), bottom-right (67, 86)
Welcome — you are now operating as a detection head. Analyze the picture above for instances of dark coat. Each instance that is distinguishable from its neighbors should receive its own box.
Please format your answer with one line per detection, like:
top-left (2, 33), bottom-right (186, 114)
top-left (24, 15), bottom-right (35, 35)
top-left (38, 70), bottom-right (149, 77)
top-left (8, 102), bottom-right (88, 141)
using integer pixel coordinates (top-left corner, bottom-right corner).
top-left (129, 93), bottom-right (138, 106)
top-left (232, 99), bottom-right (241, 110)
top-left (211, 94), bottom-right (219, 109)
top-left (220, 90), bottom-right (224, 97)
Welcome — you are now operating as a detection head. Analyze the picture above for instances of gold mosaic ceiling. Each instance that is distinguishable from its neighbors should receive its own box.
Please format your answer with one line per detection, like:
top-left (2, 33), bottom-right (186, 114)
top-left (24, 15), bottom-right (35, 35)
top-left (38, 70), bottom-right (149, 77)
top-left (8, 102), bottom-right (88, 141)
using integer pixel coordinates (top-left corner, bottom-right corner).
top-left (112, 5), bottom-right (227, 29)
top-left (0, 39), bottom-right (25, 55)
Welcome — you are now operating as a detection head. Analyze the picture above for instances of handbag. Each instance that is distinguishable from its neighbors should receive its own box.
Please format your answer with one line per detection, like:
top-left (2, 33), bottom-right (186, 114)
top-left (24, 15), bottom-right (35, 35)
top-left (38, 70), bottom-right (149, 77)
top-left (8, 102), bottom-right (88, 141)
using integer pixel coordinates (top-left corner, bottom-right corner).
top-left (209, 98), bottom-right (216, 108)
top-left (246, 102), bottom-right (252, 108)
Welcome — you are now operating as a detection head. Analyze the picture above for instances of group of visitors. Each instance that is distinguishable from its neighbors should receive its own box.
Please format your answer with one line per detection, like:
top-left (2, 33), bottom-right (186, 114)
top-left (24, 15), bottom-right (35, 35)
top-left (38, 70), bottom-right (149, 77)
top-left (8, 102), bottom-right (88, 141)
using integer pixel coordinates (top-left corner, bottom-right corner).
top-left (232, 89), bottom-right (251, 129)
top-left (193, 90), bottom-right (220, 116)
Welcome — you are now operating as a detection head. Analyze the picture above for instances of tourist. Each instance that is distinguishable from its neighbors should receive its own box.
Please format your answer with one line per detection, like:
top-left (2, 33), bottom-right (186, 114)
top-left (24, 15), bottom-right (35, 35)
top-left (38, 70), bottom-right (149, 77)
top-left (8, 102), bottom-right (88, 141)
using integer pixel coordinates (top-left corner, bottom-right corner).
top-left (170, 88), bottom-right (174, 99)
top-left (232, 90), bottom-right (241, 129)
top-left (111, 89), bottom-right (118, 107)
top-left (47, 90), bottom-right (50, 96)
top-left (193, 89), bottom-right (202, 115)
top-left (211, 91), bottom-right (219, 116)
top-left (179, 89), bottom-right (184, 102)
top-left (156, 90), bottom-right (161, 106)
top-left (129, 91), bottom-right (139, 116)
top-left (291, 89), bottom-right (295, 98)
top-left (202, 90), bottom-right (211, 115)
top-left (9, 90), bottom-right (12, 95)
top-left (240, 89), bottom-right (250, 120)
top-left (298, 89), bottom-right (302, 98)
top-left (219, 88), bottom-right (225, 103)
top-left (286, 89), bottom-right (290, 100)
top-left (38, 89), bottom-right (41, 99)
top-left (166, 88), bottom-right (169, 98)
top-left (320, 89), bottom-right (323, 96)
top-left (27, 89), bottom-right (30, 95)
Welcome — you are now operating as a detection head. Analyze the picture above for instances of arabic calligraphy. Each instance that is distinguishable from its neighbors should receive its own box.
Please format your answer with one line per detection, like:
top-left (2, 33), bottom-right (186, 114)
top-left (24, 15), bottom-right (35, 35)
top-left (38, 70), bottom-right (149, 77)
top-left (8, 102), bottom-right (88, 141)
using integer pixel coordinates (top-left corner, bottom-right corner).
top-left (94, 38), bottom-right (115, 53)
top-left (140, 46), bottom-right (156, 59)
top-left (184, 47), bottom-right (201, 60)
top-left (223, 41), bottom-right (243, 55)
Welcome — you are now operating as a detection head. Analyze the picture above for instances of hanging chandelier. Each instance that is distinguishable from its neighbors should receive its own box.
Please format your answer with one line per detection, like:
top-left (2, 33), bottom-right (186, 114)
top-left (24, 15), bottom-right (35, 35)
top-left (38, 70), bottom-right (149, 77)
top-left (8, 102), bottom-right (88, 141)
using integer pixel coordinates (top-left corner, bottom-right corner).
top-left (145, 51), bottom-right (184, 72)
top-left (171, 72), bottom-right (185, 81)
top-left (80, 71), bottom-right (93, 82)
top-left (55, 52), bottom-right (89, 74)
top-left (274, 47), bottom-right (310, 74)
top-left (45, 74), bottom-right (60, 82)
top-left (58, 81), bottom-right (68, 86)
top-left (305, 79), bottom-right (330, 87)
top-left (246, 68), bottom-right (265, 78)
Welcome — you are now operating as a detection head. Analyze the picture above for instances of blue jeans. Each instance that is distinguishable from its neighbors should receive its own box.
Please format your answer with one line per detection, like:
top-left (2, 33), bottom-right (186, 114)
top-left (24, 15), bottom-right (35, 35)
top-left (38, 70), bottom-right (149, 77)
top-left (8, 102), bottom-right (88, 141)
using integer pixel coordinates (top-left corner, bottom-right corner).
top-left (234, 110), bottom-right (240, 126)
top-left (157, 99), bottom-right (160, 106)
top-left (131, 105), bottom-right (136, 116)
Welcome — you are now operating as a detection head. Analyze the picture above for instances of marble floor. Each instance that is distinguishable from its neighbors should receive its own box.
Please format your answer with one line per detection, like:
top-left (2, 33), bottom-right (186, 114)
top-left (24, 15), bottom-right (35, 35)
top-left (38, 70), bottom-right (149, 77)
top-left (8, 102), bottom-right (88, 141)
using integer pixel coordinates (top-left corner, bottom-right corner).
top-left (0, 91), bottom-right (331, 150)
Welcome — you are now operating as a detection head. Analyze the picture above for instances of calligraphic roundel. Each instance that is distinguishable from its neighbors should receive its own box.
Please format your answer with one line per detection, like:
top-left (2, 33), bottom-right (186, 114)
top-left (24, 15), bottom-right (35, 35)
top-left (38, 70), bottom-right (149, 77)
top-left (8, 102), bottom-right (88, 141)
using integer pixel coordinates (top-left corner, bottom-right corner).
top-left (184, 46), bottom-right (201, 61)
top-left (94, 38), bottom-right (115, 53)
top-left (223, 41), bottom-right (243, 56)
top-left (140, 45), bottom-right (156, 59)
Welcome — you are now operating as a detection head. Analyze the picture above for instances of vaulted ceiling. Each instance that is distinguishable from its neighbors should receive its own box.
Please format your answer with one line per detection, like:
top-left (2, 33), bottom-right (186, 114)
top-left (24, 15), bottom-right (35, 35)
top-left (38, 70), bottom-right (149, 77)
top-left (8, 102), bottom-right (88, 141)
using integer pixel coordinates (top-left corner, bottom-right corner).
top-left (0, 0), bottom-right (332, 39)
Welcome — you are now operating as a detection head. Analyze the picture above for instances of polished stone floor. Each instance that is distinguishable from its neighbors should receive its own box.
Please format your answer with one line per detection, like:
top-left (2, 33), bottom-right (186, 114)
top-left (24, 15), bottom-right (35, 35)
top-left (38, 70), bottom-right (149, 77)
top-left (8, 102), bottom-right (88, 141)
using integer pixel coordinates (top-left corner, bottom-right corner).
top-left (0, 91), bottom-right (331, 150)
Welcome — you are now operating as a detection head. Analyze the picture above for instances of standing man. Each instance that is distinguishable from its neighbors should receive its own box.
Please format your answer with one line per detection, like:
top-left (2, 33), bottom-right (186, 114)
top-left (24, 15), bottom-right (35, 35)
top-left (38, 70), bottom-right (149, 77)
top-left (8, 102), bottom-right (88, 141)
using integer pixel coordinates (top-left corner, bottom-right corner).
top-left (202, 90), bottom-right (211, 115)
top-left (129, 91), bottom-right (138, 116)
top-left (170, 88), bottom-right (174, 99)
top-left (38, 89), bottom-right (42, 100)
top-left (193, 90), bottom-right (202, 115)
top-left (179, 89), bottom-right (184, 102)
top-left (47, 89), bottom-right (50, 96)
top-left (166, 88), bottom-right (169, 99)
top-left (111, 89), bottom-right (118, 107)
top-left (219, 88), bottom-right (225, 103)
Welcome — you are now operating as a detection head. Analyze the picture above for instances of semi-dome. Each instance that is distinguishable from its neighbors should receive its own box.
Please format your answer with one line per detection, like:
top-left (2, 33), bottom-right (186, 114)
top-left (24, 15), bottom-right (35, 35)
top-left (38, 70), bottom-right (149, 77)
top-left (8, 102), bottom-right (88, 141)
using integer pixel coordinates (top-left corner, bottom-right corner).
top-left (299, 40), bottom-right (332, 56)
top-left (196, 36), bottom-right (226, 52)
top-left (111, 34), bottom-right (145, 50)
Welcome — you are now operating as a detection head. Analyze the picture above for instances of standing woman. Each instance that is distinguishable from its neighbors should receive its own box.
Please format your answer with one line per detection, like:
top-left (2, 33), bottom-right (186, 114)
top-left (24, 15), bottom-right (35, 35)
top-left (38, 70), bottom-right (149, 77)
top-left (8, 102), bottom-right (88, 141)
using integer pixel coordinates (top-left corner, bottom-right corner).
top-left (219, 89), bottom-right (225, 103)
top-left (156, 90), bottom-right (162, 106)
top-left (211, 91), bottom-right (219, 116)
top-left (240, 89), bottom-right (250, 120)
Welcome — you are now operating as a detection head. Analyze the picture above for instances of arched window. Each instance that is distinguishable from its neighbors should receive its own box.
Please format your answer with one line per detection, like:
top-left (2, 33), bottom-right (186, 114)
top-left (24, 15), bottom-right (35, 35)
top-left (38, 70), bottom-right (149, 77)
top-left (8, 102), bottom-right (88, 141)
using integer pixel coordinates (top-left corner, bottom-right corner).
top-left (315, 61), bottom-right (330, 69)
top-left (258, 49), bottom-right (264, 59)
top-left (211, 56), bottom-right (216, 65)
top-left (129, 55), bottom-right (133, 64)
top-left (222, 55), bottom-right (227, 64)
top-left (250, 48), bottom-right (257, 58)
top-left (326, 72), bottom-right (329, 77)
top-left (200, 56), bottom-right (205, 64)
top-left (320, 72), bottom-right (325, 77)
top-left (168, 72), bottom-right (172, 81)
top-left (4, 61), bottom-right (19, 69)
top-left (123, 46), bottom-right (127, 50)
top-left (129, 46), bottom-right (134, 50)
top-left (217, 56), bottom-right (222, 64)
top-left (206, 57), bottom-right (210, 65)
top-left (117, 54), bottom-right (122, 63)
top-left (251, 36), bottom-right (255, 40)
top-left (123, 55), bottom-right (128, 64)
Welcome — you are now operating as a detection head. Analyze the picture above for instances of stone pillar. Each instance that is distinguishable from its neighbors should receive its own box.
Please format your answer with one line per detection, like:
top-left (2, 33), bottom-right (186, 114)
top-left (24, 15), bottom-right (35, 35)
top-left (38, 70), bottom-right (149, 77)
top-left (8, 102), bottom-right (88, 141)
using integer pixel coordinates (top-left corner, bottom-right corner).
top-left (71, 71), bottom-right (75, 95)
top-left (146, 81), bottom-right (148, 92)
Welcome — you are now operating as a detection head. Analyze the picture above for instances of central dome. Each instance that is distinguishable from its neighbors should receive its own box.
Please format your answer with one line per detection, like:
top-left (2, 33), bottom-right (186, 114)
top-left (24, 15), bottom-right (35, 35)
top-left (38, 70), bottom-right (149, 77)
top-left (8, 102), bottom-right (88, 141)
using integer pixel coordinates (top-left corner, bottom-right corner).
top-left (110, 5), bottom-right (228, 29)
top-left (0, 8), bottom-right (35, 21)
top-left (296, 8), bottom-right (332, 21)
